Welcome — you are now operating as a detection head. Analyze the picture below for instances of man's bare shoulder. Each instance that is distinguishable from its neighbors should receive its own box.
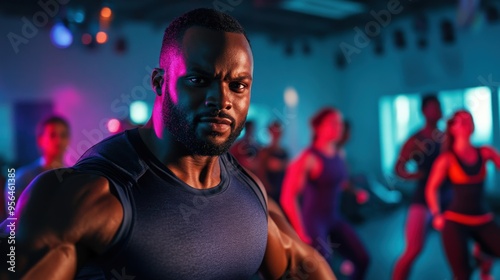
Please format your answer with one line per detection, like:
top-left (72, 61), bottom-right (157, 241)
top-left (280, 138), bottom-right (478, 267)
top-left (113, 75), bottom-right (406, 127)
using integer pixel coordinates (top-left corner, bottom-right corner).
top-left (0, 169), bottom-right (124, 278)
top-left (15, 168), bottom-right (123, 254)
top-left (19, 168), bottom-right (104, 197)
top-left (17, 169), bottom-right (114, 214)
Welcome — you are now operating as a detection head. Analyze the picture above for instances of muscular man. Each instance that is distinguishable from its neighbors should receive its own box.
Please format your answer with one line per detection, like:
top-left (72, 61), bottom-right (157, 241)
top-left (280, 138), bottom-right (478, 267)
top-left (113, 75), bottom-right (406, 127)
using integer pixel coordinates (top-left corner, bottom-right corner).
top-left (0, 8), bottom-right (335, 280)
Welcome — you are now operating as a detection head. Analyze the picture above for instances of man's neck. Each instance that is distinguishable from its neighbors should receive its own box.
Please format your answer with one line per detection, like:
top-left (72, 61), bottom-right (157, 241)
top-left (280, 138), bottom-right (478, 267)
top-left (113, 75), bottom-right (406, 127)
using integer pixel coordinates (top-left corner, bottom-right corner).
top-left (138, 124), bottom-right (222, 190)
top-left (421, 121), bottom-right (439, 136)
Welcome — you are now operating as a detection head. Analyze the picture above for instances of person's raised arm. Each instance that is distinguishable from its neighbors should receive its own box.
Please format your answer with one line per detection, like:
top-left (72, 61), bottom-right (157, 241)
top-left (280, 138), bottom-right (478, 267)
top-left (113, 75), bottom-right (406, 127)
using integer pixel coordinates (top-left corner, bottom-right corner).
top-left (424, 154), bottom-right (450, 230)
top-left (0, 169), bottom-right (123, 280)
top-left (481, 146), bottom-right (500, 169)
top-left (395, 136), bottom-right (422, 180)
top-left (280, 152), bottom-right (314, 244)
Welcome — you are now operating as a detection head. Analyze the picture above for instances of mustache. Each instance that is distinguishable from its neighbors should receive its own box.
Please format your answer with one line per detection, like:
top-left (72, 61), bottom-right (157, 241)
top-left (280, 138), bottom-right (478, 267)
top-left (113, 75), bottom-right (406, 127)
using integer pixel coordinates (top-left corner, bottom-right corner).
top-left (195, 110), bottom-right (236, 126)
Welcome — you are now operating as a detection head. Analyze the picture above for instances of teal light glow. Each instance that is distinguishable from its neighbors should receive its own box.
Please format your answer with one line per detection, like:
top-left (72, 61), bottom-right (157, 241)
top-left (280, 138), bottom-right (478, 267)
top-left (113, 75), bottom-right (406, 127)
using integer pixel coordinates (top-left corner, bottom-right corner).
top-left (465, 86), bottom-right (491, 144)
top-left (130, 101), bottom-right (149, 124)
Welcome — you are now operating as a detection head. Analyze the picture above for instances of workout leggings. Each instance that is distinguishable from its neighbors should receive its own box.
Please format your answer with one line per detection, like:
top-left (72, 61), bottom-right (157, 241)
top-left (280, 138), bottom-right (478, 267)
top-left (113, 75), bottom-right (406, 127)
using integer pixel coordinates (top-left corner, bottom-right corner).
top-left (442, 220), bottom-right (500, 280)
top-left (393, 204), bottom-right (431, 280)
top-left (305, 217), bottom-right (370, 280)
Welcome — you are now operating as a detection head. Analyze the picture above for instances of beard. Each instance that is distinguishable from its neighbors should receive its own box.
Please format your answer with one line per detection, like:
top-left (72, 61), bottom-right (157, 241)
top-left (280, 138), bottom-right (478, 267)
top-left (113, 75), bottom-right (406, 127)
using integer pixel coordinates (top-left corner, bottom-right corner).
top-left (163, 96), bottom-right (245, 156)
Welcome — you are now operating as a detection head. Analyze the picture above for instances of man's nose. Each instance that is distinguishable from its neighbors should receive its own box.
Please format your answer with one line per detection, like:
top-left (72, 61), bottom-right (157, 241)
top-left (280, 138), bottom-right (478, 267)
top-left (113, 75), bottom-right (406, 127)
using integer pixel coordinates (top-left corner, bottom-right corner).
top-left (204, 83), bottom-right (232, 111)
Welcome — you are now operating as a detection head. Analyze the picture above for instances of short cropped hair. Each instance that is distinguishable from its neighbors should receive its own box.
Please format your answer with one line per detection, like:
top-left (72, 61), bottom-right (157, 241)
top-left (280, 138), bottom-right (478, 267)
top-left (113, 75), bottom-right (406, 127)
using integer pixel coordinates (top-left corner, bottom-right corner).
top-left (421, 94), bottom-right (439, 111)
top-left (36, 115), bottom-right (70, 138)
top-left (159, 8), bottom-right (249, 68)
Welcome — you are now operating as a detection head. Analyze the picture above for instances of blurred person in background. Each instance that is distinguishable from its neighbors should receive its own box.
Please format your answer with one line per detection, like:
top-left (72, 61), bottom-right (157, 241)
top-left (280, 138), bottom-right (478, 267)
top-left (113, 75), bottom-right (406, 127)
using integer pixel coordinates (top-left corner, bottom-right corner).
top-left (3, 115), bottom-right (70, 211)
top-left (426, 110), bottom-right (500, 280)
top-left (281, 107), bottom-right (370, 280)
top-left (257, 121), bottom-right (289, 203)
top-left (230, 120), bottom-right (261, 173)
top-left (336, 120), bottom-right (369, 224)
top-left (392, 95), bottom-right (452, 280)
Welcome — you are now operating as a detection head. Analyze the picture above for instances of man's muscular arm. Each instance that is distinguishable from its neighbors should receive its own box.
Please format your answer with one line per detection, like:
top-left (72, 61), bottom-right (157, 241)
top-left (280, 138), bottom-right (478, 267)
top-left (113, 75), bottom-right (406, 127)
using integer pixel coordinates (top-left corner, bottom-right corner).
top-left (0, 169), bottom-right (123, 280)
top-left (243, 170), bottom-right (335, 279)
top-left (261, 199), bottom-right (336, 279)
top-left (394, 135), bottom-right (423, 180)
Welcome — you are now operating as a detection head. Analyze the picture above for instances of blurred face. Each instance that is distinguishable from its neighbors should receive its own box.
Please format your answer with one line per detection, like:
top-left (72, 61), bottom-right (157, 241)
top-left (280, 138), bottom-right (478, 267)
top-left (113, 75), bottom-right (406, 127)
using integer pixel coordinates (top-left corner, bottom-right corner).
top-left (159, 26), bottom-right (253, 156)
top-left (37, 123), bottom-right (70, 158)
top-left (422, 99), bottom-right (442, 124)
top-left (269, 123), bottom-right (283, 140)
top-left (315, 111), bottom-right (344, 143)
top-left (449, 111), bottom-right (474, 137)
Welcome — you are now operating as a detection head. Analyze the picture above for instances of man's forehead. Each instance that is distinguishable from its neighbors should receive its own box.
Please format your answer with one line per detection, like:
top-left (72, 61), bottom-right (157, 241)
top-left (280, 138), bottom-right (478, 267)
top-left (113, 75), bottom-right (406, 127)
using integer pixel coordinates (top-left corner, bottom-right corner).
top-left (181, 26), bottom-right (251, 52)
top-left (171, 27), bottom-right (252, 72)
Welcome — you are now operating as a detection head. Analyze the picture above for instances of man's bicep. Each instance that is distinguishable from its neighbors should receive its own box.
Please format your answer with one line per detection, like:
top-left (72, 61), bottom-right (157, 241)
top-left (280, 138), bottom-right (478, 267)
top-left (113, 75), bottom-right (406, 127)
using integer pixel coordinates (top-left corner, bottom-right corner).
top-left (0, 170), bottom-right (76, 277)
top-left (394, 137), bottom-right (419, 176)
top-left (12, 170), bottom-right (118, 277)
top-left (261, 207), bottom-right (336, 280)
top-left (260, 215), bottom-right (289, 279)
top-left (397, 137), bottom-right (417, 163)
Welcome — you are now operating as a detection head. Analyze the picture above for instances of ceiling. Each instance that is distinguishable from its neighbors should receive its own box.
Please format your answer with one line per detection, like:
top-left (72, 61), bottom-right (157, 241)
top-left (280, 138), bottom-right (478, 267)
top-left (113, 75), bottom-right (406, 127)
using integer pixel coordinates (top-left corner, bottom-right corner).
top-left (0, 0), bottom-right (494, 39)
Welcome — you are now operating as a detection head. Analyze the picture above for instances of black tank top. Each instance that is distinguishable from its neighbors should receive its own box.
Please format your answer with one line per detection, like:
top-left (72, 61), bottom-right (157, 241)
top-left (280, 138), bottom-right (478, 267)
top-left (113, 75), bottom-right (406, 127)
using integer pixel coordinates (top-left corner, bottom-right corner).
top-left (447, 148), bottom-right (489, 215)
top-left (73, 129), bottom-right (268, 279)
top-left (411, 131), bottom-right (451, 207)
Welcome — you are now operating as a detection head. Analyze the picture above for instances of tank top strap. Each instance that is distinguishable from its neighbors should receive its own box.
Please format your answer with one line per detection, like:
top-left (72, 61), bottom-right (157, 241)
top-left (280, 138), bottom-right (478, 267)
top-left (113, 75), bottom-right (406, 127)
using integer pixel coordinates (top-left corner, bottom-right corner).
top-left (450, 147), bottom-right (483, 176)
top-left (222, 152), bottom-right (268, 214)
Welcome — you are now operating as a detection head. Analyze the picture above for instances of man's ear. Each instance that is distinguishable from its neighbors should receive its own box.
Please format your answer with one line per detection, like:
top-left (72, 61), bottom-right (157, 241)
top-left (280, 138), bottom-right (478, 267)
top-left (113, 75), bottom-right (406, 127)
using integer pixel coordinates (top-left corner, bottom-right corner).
top-left (151, 68), bottom-right (165, 96)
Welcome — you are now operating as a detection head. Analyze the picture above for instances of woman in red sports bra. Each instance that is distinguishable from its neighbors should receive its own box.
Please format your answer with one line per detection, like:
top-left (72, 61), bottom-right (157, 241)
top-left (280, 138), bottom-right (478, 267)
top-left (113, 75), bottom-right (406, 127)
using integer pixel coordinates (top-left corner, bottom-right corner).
top-left (426, 110), bottom-right (500, 280)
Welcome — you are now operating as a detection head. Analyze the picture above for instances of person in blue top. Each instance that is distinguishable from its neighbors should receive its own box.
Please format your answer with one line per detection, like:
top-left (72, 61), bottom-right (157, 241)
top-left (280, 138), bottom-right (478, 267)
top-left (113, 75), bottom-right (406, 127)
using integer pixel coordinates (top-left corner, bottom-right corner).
top-left (0, 8), bottom-right (335, 280)
top-left (281, 107), bottom-right (370, 280)
top-left (3, 115), bottom-right (70, 212)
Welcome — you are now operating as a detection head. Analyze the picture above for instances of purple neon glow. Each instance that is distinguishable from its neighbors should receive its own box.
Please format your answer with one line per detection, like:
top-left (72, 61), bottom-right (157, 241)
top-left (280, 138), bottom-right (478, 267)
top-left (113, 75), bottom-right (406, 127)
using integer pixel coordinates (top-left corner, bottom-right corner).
top-left (167, 53), bottom-right (186, 104)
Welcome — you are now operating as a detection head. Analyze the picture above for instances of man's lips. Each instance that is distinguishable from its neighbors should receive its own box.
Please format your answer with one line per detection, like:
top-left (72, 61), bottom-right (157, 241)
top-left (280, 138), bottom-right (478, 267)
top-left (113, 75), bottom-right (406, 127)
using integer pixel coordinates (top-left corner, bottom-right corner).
top-left (199, 117), bottom-right (232, 125)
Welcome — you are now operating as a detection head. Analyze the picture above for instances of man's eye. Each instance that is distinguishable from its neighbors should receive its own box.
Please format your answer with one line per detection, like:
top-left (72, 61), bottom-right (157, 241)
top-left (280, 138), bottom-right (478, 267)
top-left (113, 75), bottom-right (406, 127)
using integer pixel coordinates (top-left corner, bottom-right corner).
top-left (188, 77), bottom-right (208, 85)
top-left (229, 82), bottom-right (246, 92)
